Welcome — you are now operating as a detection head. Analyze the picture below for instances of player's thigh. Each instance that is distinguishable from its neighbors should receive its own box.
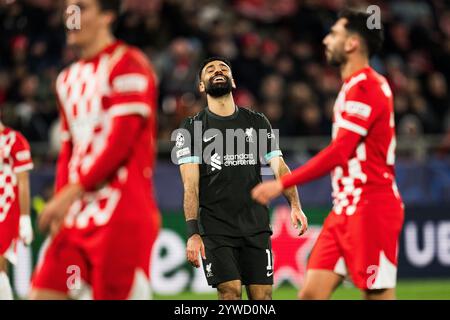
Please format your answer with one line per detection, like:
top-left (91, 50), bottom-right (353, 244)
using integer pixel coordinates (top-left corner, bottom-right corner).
top-left (300, 269), bottom-right (343, 300)
top-left (217, 280), bottom-right (242, 300)
top-left (300, 215), bottom-right (345, 299)
top-left (246, 284), bottom-right (272, 300)
top-left (30, 231), bottom-right (89, 300)
top-left (0, 255), bottom-right (7, 272)
top-left (344, 203), bottom-right (404, 291)
top-left (29, 289), bottom-right (69, 300)
top-left (91, 219), bottom-right (157, 300)
top-left (239, 232), bottom-right (273, 287)
top-left (202, 237), bottom-right (242, 290)
top-left (363, 288), bottom-right (396, 300)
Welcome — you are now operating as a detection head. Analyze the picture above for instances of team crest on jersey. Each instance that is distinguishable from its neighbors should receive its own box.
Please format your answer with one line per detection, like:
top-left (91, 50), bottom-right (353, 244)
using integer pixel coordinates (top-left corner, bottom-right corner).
top-left (245, 128), bottom-right (254, 143)
top-left (206, 263), bottom-right (213, 277)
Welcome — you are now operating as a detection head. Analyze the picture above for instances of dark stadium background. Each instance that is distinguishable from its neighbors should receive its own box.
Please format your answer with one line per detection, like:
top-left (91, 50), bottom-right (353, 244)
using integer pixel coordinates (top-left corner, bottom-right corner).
top-left (0, 0), bottom-right (449, 299)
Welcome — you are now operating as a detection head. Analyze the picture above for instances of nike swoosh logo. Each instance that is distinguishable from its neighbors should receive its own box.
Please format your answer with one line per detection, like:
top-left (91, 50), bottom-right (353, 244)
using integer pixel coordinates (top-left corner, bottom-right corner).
top-left (267, 271), bottom-right (274, 277)
top-left (203, 134), bottom-right (218, 143)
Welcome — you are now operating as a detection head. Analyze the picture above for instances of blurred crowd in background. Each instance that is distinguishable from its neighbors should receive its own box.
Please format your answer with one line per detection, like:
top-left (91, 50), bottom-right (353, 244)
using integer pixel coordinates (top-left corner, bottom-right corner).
top-left (0, 0), bottom-right (449, 162)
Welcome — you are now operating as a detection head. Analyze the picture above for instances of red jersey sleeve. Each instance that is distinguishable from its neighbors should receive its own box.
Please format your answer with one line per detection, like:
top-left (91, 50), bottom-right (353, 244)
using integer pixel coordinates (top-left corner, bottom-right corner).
top-left (105, 47), bottom-right (157, 119)
top-left (280, 128), bottom-right (361, 189)
top-left (55, 105), bottom-right (72, 192)
top-left (11, 131), bottom-right (33, 173)
top-left (335, 80), bottom-right (381, 137)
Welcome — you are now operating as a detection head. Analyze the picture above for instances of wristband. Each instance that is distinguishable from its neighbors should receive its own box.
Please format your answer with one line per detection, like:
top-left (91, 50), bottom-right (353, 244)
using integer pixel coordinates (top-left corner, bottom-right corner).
top-left (186, 219), bottom-right (200, 238)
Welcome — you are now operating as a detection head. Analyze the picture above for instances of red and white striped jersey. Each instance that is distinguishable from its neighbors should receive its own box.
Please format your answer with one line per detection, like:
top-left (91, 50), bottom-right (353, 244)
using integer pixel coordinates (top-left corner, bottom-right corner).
top-left (0, 128), bottom-right (33, 223)
top-left (331, 67), bottom-right (402, 215)
top-left (55, 41), bottom-right (158, 229)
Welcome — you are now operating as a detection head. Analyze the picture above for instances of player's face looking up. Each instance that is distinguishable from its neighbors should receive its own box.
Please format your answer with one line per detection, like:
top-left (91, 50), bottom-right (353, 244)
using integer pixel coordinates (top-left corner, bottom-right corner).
top-left (199, 61), bottom-right (236, 98)
top-left (65, 0), bottom-right (116, 48)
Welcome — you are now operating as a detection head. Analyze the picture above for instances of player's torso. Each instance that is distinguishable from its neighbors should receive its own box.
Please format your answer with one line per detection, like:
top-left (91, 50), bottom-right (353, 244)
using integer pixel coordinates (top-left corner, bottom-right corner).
top-left (0, 129), bottom-right (20, 222)
top-left (56, 44), bottom-right (156, 230)
top-left (194, 108), bottom-right (271, 236)
top-left (198, 108), bottom-right (261, 184)
top-left (331, 69), bottom-right (402, 215)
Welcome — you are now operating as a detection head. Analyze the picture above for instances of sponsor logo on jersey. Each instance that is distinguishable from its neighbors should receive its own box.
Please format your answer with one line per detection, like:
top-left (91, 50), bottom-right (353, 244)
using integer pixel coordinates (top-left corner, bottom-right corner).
top-left (176, 147), bottom-right (190, 158)
top-left (211, 153), bottom-right (222, 171)
top-left (223, 153), bottom-right (257, 167)
top-left (175, 133), bottom-right (185, 148)
top-left (203, 134), bottom-right (218, 143)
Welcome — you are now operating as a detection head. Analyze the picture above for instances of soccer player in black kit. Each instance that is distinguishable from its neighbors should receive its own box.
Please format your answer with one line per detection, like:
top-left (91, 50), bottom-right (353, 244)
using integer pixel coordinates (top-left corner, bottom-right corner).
top-left (174, 57), bottom-right (308, 300)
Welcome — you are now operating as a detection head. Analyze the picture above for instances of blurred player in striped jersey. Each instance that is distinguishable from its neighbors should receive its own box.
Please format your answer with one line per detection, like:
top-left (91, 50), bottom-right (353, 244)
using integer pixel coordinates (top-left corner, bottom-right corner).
top-left (30, 0), bottom-right (160, 299)
top-left (0, 121), bottom-right (34, 300)
top-left (252, 9), bottom-right (404, 300)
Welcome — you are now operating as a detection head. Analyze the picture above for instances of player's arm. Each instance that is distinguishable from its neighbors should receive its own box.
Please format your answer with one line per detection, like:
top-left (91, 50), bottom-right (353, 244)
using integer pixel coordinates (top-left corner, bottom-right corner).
top-left (12, 133), bottom-right (34, 245)
top-left (252, 82), bottom-right (379, 204)
top-left (55, 107), bottom-right (72, 192)
top-left (39, 49), bottom-right (156, 233)
top-left (252, 128), bottom-right (362, 205)
top-left (269, 157), bottom-right (308, 235)
top-left (280, 129), bottom-right (362, 189)
top-left (39, 115), bottom-right (144, 233)
top-left (17, 171), bottom-right (33, 245)
top-left (180, 163), bottom-right (205, 268)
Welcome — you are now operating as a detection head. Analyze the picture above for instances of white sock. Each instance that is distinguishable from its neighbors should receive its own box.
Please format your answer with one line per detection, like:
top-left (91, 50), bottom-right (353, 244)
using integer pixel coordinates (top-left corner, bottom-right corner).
top-left (0, 271), bottom-right (13, 300)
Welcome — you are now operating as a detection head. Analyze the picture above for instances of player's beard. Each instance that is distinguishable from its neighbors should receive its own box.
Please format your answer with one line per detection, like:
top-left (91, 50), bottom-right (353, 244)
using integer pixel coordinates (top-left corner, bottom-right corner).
top-left (205, 76), bottom-right (233, 97)
top-left (326, 48), bottom-right (347, 67)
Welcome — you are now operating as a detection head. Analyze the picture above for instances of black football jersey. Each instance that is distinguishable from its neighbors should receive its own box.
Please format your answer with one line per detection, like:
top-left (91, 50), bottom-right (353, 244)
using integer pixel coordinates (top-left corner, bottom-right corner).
top-left (174, 106), bottom-right (283, 237)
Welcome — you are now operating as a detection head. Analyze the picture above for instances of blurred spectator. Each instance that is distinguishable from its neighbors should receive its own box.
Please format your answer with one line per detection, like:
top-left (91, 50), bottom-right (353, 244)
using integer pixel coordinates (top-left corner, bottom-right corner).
top-left (0, 0), bottom-right (448, 165)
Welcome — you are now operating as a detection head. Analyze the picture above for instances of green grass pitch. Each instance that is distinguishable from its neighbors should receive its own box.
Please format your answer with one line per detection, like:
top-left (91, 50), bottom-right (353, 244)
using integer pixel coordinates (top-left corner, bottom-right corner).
top-left (155, 279), bottom-right (450, 300)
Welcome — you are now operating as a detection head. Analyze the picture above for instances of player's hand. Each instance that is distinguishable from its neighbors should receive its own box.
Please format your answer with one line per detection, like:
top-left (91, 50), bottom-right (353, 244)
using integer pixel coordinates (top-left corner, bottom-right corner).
top-left (251, 180), bottom-right (283, 205)
top-left (291, 207), bottom-right (308, 236)
top-left (186, 234), bottom-right (206, 268)
top-left (38, 183), bottom-right (84, 235)
top-left (19, 215), bottom-right (33, 245)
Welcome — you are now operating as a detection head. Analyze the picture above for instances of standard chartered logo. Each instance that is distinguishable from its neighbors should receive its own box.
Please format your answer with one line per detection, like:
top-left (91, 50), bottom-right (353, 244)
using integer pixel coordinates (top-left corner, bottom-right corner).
top-left (211, 153), bottom-right (222, 171)
top-left (224, 153), bottom-right (256, 167)
top-left (210, 153), bottom-right (257, 171)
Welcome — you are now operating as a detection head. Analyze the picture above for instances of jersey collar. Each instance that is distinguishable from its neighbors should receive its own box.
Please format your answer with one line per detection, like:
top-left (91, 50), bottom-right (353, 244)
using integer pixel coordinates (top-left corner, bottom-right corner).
top-left (206, 105), bottom-right (239, 120)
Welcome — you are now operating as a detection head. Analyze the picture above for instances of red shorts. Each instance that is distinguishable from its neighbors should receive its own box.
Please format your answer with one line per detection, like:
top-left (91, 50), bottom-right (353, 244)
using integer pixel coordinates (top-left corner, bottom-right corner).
top-left (307, 199), bottom-right (404, 290)
top-left (31, 208), bottom-right (160, 300)
top-left (0, 205), bottom-right (19, 263)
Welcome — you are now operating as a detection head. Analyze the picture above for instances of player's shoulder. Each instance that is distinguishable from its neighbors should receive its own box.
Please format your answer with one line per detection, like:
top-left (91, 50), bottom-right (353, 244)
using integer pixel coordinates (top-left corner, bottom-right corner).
top-left (113, 43), bottom-right (153, 73)
top-left (56, 63), bottom-right (75, 85)
top-left (345, 67), bottom-right (390, 97)
top-left (238, 106), bottom-right (268, 122)
top-left (182, 109), bottom-right (207, 127)
top-left (3, 127), bottom-right (29, 146)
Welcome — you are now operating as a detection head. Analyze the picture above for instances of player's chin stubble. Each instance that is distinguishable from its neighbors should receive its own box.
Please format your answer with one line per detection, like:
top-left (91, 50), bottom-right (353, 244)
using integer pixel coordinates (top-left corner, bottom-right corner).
top-left (205, 78), bottom-right (233, 98)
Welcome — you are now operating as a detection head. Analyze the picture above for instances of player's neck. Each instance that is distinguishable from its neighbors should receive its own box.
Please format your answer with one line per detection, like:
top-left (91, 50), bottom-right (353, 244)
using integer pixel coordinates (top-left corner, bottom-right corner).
top-left (0, 123), bottom-right (3, 132)
top-left (80, 31), bottom-right (115, 60)
top-left (207, 94), bottom-right (236, 117)
top-left (340, 55), bottom-right (369, 81)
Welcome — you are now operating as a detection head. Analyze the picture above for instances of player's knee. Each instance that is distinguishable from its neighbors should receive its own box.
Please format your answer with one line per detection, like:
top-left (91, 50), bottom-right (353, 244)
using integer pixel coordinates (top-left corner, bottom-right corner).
top-left (249, 288), bottom-right (272, 300)
top-left (0, 256), bottom-right (7, 272)
top-left (217, 283), bottom-right (242, 300)
top-left (298, 287), bottom-right (323, 300)
top-left (364, 288), bottom-right (395, 300)
top-left (29, 289), bottom-right (68, 300)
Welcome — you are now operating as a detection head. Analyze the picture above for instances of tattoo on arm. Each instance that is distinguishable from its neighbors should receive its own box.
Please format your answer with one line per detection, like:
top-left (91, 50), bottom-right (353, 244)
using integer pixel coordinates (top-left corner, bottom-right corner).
top-left (180, 164), bottom-right (200, 221)
top-left (271, 158), bottom-right (302, 209)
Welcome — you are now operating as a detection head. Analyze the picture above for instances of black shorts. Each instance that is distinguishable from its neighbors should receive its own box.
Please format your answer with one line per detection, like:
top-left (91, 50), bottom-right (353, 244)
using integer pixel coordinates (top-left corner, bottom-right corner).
top-left (201, 232), bottom-right (273, 288)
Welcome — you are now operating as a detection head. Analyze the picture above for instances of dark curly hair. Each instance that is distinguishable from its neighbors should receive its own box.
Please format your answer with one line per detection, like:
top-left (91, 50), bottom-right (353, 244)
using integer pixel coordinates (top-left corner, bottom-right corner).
top-left (339, 9), bottom-right (384, 57)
